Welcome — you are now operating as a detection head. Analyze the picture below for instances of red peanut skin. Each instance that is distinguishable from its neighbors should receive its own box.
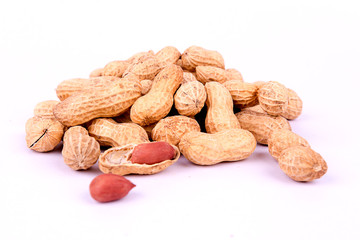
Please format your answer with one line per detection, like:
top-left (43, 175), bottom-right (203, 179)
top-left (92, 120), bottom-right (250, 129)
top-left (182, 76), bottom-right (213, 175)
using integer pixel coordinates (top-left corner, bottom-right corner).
top-left (130, 141), bottom-right (176, 165)
top-left (89, 174), bottom-right (135, 203)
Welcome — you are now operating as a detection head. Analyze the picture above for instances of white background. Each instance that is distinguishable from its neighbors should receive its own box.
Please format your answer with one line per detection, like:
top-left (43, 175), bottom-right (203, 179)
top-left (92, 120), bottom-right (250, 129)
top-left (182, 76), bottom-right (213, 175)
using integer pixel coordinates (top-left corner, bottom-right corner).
top-left (1, 0), bottom-right (360, 239)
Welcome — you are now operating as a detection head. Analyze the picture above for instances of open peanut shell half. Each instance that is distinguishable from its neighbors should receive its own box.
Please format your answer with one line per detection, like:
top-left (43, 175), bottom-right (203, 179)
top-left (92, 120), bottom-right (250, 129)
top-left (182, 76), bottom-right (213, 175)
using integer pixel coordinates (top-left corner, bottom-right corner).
top-left (99, 143), bottom-right (180, 175)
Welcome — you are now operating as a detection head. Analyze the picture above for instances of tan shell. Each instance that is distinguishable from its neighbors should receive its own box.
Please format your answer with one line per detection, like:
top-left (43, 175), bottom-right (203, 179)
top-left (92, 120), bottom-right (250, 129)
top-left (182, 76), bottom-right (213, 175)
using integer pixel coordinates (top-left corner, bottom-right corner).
top-left (33, 100), bottom-right (59, 118)
top-left (25, 116), bottom-right (64, 152)
top-left (140, 80), bottom-right (153, 95)
top-left (87, 118), bottom-right (149, 147)
top-left (268, 129), bottom-right (310, 160)
top-left (176, 58), bottom-right (183, 68)
top-left (102, 60), bottom-right (130, 78)
top-left (281, 88), bottom-right (303, 120)
top-left (113, 109), bottom-right (132, 123)
top-left (196, 66), bottom-right (228, 84)
top-left (62, 126), bottom-right (100, 170)
top-left (179, 129), bottom-right (256, 165)
top-left (56, 76), bottom-right (121, 101)
top-left (182, 71), bottom-right (198, 84)
top-left (235, 105), bottom-right (291, 145)
top-left (130, 64), bottom-right (183, 126)
top-left (99, 143), bottom-right (180, 175)
top-left (127, 50), bottom-right (155, 64)
top-left (54, 79), bottom-right (142, 126)
top-left (253, 81), bottom-right (266, 89)
top-left (278, 146), bottom-right (328, 182)
top-left (258, 81), bottom-right (289, 116)
top-left (174, 81), bottom-right (206, 117)
top-left (205, 82), bottom-right (241, 133)
top-left (181, 46), bottom-right (225, 71)
top-left (89, 68), bottom-right (104, 77)
top-left (123, 53), bottom-right (162, 80)
top-left (155, 46), bottom-right (181, 68)
top-left (151, 115), bottom-right (201, 146)
top-left (225, 68), bottom-right (243, 81)
top-left (223, 81), bottom-right (258, 107)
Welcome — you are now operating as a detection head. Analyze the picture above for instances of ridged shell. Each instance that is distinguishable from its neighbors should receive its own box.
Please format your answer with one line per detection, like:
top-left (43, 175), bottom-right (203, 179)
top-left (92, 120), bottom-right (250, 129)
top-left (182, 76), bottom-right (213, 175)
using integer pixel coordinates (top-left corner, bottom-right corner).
top-left (181, 46), bottom-right (225, 71)
top-left (225, 68), bottom-right (243, 81)
top-left (25, 116), bottom-right (64, 152)
top-left (127, 50), bottom-right (155, 64)
top-left (151, 115), bottom-right (201, 146)
top-left (62, 126), bottom-right (100, 170)
top-left (235, 105), bottom-right (291, 145)
top-left (182, 71), bottom-right (198, 84)
top-left (56, 76), bottom-right (121, 101)
top-left (33, 100), bottom-right (59, 118)
top-left (196, 66), bottom-right (228, 84)
top-left (179, 129), bottom-right (256, 165)
top-left (140, 80), bottom-right (152, 95)
top-left (281, 88), bottom-right (303, 120)
top-left (174, 81), bottom-right (206, 116)
top-left (222, 81), bottom-right (258, 107)
top-left (268, 129), bottom-right (310, 160)
top-left (54, 79), bottom-right (142, 126)
top-left (89, 68), bottom-right (104, 78)
top-left (155, 46), bottom-right (181, 68)
top-left (87, 118), bottom-right (149, 147)
top-left (99, 143), bottom-right (180, 175)
top-left (123, 54), bottom-right (162, 80)
top-left (130, 64), bottom-right (183, 126)
top-left (278, 146), bottom-right (328, 181)
top-left (205, 82), bottom-right (241, 133)
top-left (258, 81), bottom-right (289, 116)
top-left (102, 60), bottom-right (130, 77)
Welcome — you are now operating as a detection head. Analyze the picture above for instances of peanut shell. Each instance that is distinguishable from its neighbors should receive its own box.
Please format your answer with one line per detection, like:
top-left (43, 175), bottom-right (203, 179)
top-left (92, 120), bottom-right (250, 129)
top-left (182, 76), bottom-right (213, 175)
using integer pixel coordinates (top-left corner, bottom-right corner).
top-left (281, 88), bottom-right (303, 120)
top-left (174, 80), bottom-right (206, 117)
top-left (225, 68), bottom-right (243, 81)
top-left (181, 46), bottom-right (225, 71)
top-left (196, 66), bottom-right (228, 84)
top-left (155, 46), bottom-right (181, 68)
top-left (258, 81), bottom-right (288, 116)
top-left (33, 100), bottom-right (59, 118)
top-left (102, 60), bottom-right (130, 78)
top-left (123, 53), bottom-right (162, 80)
top-left (223, 81), bottom-right (258, 108)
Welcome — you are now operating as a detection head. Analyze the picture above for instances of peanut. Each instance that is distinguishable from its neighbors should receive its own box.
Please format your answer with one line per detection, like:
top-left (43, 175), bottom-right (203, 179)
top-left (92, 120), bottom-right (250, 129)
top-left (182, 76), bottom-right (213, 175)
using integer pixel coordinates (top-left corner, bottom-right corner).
top-left (181, 46), bottom-right (225, 71)
top-left (123, 53), bottom-right (162, 80)
top-left (179, 129), bottom-right (256, 165)
top-left (127, 50), bottom-right (155, 64)
top-left (130, 64), bottom-right (183, 126)
top-left (99, 143), bottom-right (180, 175)
top-left (87, 118), bottom-right (149, 147)
top-left (130, 141), bottom-right (176, 165)
top-left (258, 81), bottom-right (289, 116)
top-left (25, 116), bottom-right (64, 152)
top-left (89, 173), bottom-right (135, 203)
top-left (281, 88), bottom-right (303, 120)
top-left (268, 129), bottom-right (310, 160)
top-left (278, 146), bottom-right (327, 182)
top-left (155, 46), bottom-right (181, 68)
top-left (223, 81), bottom-right (258, 108)
top-left (204, 82), bottom-right (241, 133)
top-left (225, 68), bottom-right (243, 81)
top-left (196, 66), bottom-right (229, 84)
top-left (174, 80), bottom-right (206, 117)
top-left (235, 105), bottom-right (291, 145)
top-left (62, 126), bottom-right (100, 170)
top-left (151, 115), bottom-right (201, 146)
top-left (53, 78), bottom-right (142, 126)
top-left (89, 68), bottom-right (104, 78)
top-left (102, 60), bottom-right (130, 78)
top-left (182, 71), bottom-right (198, 84)
top-left (140, 79), bottom-right (153, 95)
top-left (56, 76), bottom-right (121, 101)
top-left (33, 100), bottom-right (59, 118)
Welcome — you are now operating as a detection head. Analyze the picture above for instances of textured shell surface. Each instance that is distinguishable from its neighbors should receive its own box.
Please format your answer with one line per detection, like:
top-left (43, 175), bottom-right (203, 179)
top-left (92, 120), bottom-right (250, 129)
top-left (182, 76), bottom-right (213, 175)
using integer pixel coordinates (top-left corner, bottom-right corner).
top-left (278, 146), bottom-right (328, 182)
top-left (130, 64), bottom-right (183, 126)
top-left (127, 50), bottom-right (155, 64)
top-left (179, 129), bottom-right (256, 165)
top-left (182, 71), bottom-right (198, 84)
top-left (223, 81), bottom-right (258, 107)
top-left (195, 66), bottom-right (229, 84)
top-left (54, 78), bottom-right (142, 126)
top-left (225, 68), bottom-right (243, 81)
top-left (204, 82), bottom-right (241, 133)
top-left (281, 88), bottom-right (303, 120)
top-left (151, 115), bottom-right (201, 146)
top-left (99, 143), bottom-right (180, 175)
top-left (62, 126), bottom-right (100, 170)
top-left (33, 100), bottom-right (59, 118)
top-left (140, 80), bottom-right (153, 95)
top-left (56, 76), bottom-right (121, 101)
top-left (25, 116), bottom-right (64, 152)
top-left (123, 53), bottom-right (162, 80)
top-left (155, 46), bottom-right (181, 68)
top-left (87, 118), bottom-right (149, 147)
top-left (235, 106), bottom-right (291, 145)
top-left (102, 60), bottom-right (130, 77)
top-left (268, 128), bottom-right (310, 160)
top-left (258, 81), bottom-right (289, 116)
top-left (174, 80), bottom-right (206, 116)
top-left (181, 46), bottom-right (225, 71)
top-left (89, 67), bottom-right (104, 78)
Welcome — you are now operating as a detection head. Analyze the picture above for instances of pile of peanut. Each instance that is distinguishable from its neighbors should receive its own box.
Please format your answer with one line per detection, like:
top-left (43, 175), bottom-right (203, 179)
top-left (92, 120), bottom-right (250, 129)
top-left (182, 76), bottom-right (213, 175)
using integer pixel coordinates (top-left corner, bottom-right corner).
top-left (25, 46), bottom-right (328, 202)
